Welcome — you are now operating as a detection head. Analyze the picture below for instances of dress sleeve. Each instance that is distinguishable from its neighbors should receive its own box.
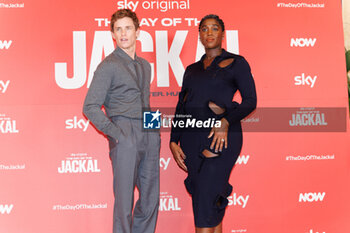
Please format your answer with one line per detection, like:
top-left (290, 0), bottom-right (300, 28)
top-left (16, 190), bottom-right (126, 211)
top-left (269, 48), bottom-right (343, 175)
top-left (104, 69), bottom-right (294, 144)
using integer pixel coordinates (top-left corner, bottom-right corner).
top-left (170, 67), bottom-right (189, 144)
top-left (83, 62), bottom-right (122, 141)
top-left (223, 57), bottom-right (257, 125)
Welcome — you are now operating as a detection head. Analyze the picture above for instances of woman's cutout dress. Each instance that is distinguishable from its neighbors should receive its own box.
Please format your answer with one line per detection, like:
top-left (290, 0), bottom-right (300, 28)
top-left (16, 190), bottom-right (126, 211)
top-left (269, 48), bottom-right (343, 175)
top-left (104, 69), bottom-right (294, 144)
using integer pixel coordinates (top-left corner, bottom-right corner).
top-left (170, 49), bottom-right (257, 227)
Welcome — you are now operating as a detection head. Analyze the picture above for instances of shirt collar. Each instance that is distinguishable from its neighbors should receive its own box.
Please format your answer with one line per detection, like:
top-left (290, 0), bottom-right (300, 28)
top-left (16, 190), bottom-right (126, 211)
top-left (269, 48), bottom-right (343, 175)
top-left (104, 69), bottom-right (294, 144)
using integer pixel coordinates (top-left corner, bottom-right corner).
top-left (114, 46), bottom-right (140, 63)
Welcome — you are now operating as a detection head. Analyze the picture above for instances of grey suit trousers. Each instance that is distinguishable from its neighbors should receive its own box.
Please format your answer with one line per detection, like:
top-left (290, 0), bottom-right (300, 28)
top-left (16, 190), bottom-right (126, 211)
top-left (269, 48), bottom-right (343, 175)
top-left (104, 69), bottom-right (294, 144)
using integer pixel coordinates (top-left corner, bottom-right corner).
top-left (108, 116), bottom-right (160, 233)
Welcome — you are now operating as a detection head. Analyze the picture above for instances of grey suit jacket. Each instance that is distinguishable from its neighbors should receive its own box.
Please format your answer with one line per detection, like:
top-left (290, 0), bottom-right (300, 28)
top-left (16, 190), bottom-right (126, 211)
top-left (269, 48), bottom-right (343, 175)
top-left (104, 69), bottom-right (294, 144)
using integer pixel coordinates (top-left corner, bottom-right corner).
top-left (83, 47), bottom-right (151, 141)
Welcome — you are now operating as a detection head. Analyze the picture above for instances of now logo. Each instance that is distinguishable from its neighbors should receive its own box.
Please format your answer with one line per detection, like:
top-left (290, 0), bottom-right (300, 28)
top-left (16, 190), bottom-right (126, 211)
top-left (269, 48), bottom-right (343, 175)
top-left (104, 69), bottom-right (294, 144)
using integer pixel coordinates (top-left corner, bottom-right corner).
top-left (235, 155), bottom-right (250, 165)
top-left (307, 230), bottom-right (325, 233)
top-left (290, 38), bottom-right (317, 47)
top-left (0, 204), bottom-right (14, 214)
top-left (299, 192), bottom-right (326, 202)
top-left (0, 40), bottom-right (12, 49)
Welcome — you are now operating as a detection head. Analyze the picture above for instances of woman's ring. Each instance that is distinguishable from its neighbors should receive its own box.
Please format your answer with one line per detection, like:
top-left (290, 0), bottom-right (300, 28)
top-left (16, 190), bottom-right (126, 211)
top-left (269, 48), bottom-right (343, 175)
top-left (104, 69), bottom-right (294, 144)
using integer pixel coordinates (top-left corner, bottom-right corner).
top-left (221, 139), bottom-right (225, 142)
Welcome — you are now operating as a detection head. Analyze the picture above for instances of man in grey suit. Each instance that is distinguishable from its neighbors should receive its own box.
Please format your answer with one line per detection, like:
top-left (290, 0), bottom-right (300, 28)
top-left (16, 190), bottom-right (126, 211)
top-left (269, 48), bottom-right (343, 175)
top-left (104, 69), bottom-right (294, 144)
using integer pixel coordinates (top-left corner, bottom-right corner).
top-left (83, 9), bottom-right (160, 233)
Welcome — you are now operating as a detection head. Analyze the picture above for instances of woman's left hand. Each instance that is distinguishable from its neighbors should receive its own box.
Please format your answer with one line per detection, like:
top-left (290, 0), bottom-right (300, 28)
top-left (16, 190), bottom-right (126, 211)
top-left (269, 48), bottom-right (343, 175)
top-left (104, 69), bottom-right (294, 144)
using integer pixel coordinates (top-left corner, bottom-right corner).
top-left (208, 118), bottom-right (229, 153)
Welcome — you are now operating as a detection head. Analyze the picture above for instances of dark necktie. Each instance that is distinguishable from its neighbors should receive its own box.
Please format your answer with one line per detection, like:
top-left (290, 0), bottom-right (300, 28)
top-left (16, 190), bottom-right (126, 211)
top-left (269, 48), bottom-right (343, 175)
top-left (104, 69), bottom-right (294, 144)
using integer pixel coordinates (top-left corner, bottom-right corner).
top-left (133, 61), bottom-right (143, 88)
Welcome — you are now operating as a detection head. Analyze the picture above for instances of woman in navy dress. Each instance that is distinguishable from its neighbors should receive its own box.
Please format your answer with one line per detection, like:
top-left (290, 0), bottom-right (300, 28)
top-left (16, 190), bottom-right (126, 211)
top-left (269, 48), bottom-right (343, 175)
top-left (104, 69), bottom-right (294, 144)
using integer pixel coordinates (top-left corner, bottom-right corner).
top-left (170, 14), bottom-right (257, 233)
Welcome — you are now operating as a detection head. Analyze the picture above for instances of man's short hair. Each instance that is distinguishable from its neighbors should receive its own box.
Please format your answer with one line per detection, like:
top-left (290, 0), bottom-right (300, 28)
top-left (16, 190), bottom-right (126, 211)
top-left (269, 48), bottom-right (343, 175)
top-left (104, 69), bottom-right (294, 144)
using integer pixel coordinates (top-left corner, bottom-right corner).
top-left (110, 9), bottom-right (140, 32)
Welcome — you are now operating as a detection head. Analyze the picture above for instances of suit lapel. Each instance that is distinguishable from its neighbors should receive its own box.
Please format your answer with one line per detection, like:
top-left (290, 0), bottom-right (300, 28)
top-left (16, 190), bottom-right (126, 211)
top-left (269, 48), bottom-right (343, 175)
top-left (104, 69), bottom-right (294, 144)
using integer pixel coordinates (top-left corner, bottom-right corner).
top-left (113, 47), bottom-right (142, 92)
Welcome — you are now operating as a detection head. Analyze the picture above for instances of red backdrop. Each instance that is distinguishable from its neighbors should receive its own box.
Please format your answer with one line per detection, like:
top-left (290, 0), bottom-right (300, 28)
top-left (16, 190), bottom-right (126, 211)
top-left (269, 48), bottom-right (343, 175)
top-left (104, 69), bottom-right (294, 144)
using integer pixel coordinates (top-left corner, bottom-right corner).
top-left (1, 1), bottom-right (349, 233)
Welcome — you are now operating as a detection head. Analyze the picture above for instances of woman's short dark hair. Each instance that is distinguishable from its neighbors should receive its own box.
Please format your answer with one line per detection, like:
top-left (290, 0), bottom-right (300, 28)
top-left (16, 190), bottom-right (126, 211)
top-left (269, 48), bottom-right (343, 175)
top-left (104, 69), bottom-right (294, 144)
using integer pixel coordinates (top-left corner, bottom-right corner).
top-left (199, 14), bottom-right (225, 32)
